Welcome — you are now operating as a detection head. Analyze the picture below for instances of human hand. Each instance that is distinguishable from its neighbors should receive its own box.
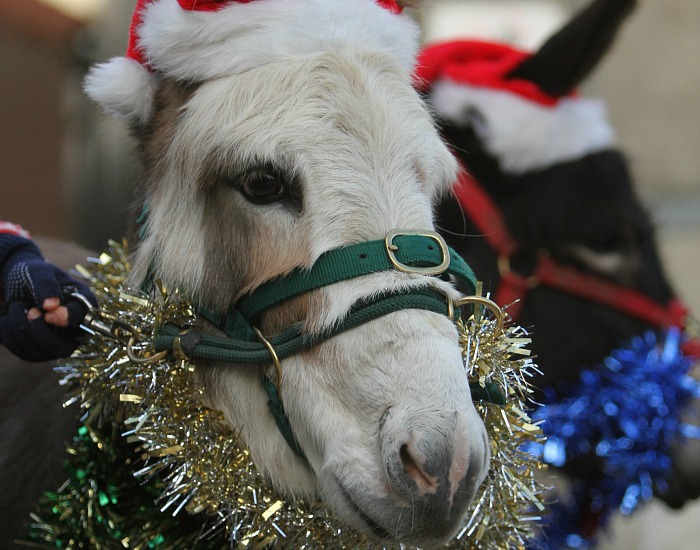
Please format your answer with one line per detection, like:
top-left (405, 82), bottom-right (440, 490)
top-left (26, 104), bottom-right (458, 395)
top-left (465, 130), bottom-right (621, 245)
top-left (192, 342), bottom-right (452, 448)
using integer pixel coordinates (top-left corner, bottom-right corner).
top-left (0, 244), bottom-right (97, 361)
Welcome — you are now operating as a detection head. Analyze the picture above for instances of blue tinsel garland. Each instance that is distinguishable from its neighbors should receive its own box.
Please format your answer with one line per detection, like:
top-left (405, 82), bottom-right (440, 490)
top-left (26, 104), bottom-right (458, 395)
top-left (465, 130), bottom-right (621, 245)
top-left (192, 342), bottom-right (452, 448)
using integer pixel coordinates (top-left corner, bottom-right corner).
top-left (527, 329), bottom-right (700, 549)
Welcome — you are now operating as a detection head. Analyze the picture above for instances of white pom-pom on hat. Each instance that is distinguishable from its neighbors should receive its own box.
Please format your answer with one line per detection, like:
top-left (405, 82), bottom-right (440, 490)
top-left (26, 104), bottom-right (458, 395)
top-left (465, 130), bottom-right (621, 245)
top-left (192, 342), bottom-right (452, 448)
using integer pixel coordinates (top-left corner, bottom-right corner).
top-left (84, 56), bottom-right (158, 124)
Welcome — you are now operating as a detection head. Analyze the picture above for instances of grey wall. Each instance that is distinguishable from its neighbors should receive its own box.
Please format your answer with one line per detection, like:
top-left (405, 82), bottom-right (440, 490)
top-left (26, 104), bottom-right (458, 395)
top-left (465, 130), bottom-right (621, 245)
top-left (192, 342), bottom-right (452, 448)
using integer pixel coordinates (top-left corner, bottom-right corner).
top-left (580, 0), bottom-right (700, 194)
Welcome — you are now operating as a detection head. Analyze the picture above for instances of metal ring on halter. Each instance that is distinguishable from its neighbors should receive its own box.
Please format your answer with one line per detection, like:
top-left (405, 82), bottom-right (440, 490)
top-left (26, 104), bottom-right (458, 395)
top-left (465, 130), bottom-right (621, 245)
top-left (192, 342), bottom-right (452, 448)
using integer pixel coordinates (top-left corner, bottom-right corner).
top-left (253, 327), bottom-right (283, 393)
top-left (126, 336), bottom-right (169, 365)
top-left (453, 295), bottom-right (505, 335)
top-left (172, 329), bottom-right (191, 362)
top-left (72, 291), bottom-right (166, 364)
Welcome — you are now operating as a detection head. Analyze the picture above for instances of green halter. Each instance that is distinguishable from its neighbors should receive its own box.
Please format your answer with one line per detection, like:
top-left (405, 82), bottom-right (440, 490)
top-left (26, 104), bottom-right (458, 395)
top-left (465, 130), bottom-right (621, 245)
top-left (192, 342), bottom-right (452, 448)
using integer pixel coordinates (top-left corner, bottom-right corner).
top-left (152, 229), bottom-right (502, 458)
top-left (155, 230), bottom-right (476, 357)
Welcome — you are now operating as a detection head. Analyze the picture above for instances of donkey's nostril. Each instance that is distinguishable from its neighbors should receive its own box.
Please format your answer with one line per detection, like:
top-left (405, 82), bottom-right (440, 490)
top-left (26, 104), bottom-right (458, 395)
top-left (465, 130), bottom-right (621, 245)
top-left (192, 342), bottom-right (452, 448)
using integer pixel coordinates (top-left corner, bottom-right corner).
top-left (379, 408), bottom-right (489, 542)
top-left (400, 442), bottom-right (438, 494)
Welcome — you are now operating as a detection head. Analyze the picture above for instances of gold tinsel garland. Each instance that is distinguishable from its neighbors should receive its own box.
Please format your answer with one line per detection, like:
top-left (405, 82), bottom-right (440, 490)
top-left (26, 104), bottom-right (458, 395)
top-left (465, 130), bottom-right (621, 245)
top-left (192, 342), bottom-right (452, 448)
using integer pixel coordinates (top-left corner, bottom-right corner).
top-left (31, 240), bottom-right (547, 549)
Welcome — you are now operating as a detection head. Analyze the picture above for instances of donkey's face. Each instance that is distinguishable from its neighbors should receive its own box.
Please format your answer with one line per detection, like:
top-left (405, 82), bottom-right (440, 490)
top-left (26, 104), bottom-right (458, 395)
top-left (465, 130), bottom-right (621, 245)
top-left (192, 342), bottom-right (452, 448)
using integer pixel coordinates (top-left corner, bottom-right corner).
top-left (134, 50), bottom-right (489, 545)
top-left (500, 152), bottom-right (674, 392)
top-left (437, 131), bottom-right (674, 391)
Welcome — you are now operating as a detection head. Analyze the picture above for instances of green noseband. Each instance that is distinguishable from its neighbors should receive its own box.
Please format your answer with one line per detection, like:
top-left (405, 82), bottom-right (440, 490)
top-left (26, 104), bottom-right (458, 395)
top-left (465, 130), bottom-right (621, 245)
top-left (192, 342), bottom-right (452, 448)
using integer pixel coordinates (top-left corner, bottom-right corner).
top-left (156, 229), bottom-right (476, 358)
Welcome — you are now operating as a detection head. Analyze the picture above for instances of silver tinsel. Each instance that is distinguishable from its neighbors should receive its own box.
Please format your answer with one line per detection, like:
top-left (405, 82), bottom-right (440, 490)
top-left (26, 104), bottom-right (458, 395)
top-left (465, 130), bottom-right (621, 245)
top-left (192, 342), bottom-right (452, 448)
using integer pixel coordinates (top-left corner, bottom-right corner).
top-left (37, 241), bottom-right (547, 549)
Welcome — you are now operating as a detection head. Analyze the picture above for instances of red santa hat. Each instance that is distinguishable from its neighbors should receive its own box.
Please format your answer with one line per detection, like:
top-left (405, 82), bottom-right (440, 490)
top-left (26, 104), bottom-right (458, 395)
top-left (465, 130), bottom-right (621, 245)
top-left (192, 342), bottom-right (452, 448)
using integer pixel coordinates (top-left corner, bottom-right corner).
top-left (415, 40), bottom-right (614, 174)
top-left (415, 40), bottom-right (565, 106)
top-left (85, 0), bottom-right (417, 124)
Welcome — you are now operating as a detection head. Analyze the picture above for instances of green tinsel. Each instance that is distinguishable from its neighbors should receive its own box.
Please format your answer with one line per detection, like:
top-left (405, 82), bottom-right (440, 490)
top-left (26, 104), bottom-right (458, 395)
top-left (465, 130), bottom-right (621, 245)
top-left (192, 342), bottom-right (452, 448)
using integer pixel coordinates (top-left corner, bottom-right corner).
top-left (28, 424), bottom-right (221, 549)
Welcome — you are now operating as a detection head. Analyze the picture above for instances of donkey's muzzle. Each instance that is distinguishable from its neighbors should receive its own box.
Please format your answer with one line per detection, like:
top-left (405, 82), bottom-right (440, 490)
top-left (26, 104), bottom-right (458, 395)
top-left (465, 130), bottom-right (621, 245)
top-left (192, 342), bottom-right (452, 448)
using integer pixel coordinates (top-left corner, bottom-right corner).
top-left (380, 407), bottom-right (490, 542)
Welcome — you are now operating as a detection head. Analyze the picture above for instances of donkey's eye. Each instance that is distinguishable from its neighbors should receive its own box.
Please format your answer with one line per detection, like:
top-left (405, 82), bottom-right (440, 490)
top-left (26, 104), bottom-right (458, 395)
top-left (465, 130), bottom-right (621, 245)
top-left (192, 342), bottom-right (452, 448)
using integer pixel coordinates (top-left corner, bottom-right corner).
top-left (239, 169), bottom-right (288, 204)
top-left (464, 107), bottom-right (489, 136)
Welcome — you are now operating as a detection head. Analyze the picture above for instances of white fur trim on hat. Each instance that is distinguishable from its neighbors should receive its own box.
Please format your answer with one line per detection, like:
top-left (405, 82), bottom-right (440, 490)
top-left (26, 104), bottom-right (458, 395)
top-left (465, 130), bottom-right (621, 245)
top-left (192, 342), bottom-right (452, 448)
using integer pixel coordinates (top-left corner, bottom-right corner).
top-left (430, 80), bottom-right (615, 174)
top-left (84, 0), bottom-right (419, 124)
top-left (84, 56), bottom-right (159, 124)
top-left (140, 0), bottom-right (419, 81)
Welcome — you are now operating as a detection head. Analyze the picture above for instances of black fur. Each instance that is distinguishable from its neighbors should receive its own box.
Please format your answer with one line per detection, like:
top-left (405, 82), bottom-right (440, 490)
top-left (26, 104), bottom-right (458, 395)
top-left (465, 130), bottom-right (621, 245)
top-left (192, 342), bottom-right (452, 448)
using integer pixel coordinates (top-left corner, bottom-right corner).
top-left (435, 125), bottom-right (674, 392)
top-left (430, 0), bottom-right (699, 509)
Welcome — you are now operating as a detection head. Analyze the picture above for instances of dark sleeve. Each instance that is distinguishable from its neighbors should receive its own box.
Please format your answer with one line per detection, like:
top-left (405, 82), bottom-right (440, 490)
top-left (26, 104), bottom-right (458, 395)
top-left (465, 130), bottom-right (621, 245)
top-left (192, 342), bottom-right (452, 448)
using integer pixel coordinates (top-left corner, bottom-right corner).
top-left (0, 222), bottom-right (43, 276)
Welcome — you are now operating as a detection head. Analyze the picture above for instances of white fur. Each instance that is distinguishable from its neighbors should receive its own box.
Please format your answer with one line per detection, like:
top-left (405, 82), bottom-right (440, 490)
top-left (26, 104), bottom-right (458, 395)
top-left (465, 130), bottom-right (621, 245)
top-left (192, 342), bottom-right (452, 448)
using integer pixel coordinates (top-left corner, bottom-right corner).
top-left (83, 57), bottom-right (158, 123)
top-left (130, 46), bottom-right (490, 545)
top-left (430, 80), bottom-right (615, 174)
top-left (132, 177), bottom-right (208, 299)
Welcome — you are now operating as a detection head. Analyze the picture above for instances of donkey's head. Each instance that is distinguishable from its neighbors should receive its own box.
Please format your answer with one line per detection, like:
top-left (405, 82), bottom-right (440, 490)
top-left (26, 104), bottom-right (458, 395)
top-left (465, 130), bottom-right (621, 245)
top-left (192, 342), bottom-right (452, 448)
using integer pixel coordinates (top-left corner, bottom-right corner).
top-left (84, 0), bottom-right (489, 544)
top-left (417, 0), bottom-right (686, 391)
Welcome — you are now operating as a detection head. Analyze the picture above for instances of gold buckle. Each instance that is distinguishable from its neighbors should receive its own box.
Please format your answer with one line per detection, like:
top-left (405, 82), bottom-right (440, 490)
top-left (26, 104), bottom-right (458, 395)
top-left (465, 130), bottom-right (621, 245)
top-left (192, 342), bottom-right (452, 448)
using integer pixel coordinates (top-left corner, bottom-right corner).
top-left (385, 229), bottom-right (450, 276)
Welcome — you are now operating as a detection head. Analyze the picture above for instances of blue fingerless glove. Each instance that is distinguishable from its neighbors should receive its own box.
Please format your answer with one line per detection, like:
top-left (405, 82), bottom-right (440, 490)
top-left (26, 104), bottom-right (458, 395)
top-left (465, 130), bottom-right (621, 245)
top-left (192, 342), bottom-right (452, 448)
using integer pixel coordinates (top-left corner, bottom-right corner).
top-left (0, 238), bottom-right (97, 362)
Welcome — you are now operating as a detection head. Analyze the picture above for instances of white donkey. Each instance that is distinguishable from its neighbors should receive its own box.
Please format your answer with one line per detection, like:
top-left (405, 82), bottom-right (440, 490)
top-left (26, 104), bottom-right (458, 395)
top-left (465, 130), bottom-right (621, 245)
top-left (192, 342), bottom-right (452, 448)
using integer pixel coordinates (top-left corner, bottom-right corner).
top-left (80, 0), bottom-right (489, 545)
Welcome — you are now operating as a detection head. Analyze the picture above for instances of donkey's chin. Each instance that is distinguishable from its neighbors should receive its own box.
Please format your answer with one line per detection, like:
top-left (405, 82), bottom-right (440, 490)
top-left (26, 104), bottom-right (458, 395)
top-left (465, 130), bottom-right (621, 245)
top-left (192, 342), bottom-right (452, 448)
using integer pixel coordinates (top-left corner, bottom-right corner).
top-left (320, 433), bottom-right (489, 546)
top-left (324, 474), bottom-right (481, 546)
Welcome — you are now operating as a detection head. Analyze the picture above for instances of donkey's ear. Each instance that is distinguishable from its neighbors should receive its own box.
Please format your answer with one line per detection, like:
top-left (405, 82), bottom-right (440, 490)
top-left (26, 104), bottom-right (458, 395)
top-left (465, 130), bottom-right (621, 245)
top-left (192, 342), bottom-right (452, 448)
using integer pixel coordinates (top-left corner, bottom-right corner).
top-left (507, 0), bottom-right (636, 97)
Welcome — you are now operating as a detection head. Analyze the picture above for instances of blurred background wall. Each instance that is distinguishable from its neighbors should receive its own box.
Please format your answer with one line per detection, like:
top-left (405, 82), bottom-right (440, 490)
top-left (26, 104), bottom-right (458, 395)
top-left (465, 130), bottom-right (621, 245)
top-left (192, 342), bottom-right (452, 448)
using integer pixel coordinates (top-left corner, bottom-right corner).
top-left (0, 0), bottom-right (82, 239)
top-left (0, 0), bottom-right (135, 248)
